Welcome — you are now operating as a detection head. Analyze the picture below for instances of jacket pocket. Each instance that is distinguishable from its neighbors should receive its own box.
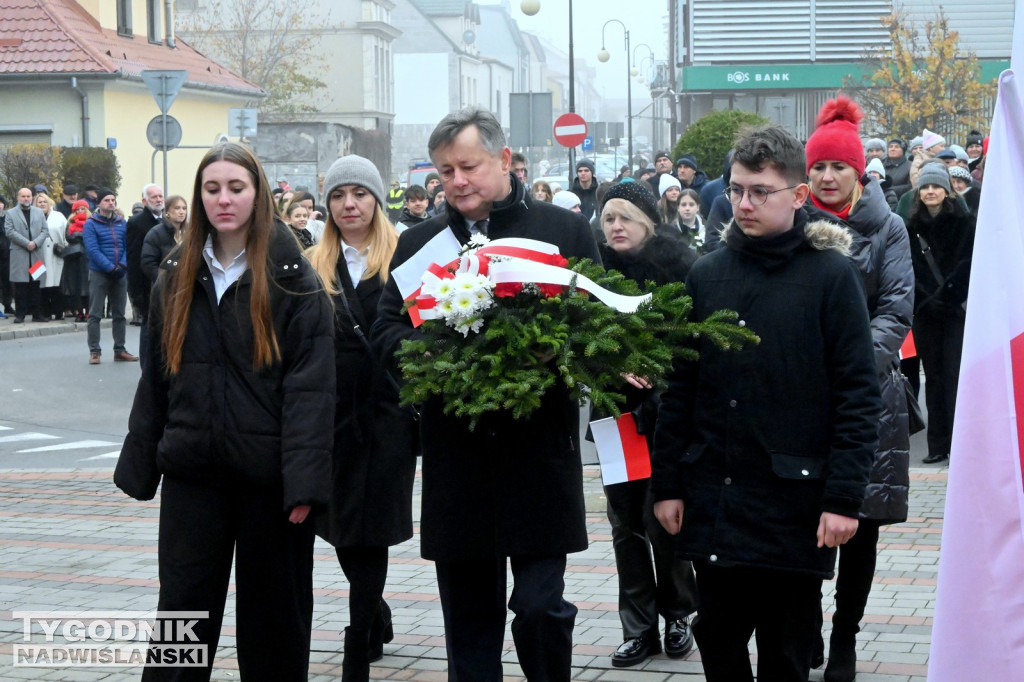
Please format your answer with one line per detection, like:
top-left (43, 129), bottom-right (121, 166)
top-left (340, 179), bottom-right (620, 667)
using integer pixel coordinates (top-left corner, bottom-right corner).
top-left (681, 442), bottom-right (706, 464)
top-left (770, 452), bottom-right (826, 480)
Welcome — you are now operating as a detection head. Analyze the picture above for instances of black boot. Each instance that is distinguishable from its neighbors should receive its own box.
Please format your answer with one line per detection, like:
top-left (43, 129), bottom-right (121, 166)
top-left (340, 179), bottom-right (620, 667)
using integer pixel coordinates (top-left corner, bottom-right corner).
top-left (367, 600), bottom-right (394, 662)
top-left (824, 631), bottom-right (857, 682)
top-left (342, 627), bottom-right (370, 682)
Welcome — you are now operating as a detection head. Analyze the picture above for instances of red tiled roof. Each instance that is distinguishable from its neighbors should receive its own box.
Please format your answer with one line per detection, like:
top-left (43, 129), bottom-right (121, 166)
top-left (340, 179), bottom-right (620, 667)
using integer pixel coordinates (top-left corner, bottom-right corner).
top-left (0, 0), bottom-right (265, 97)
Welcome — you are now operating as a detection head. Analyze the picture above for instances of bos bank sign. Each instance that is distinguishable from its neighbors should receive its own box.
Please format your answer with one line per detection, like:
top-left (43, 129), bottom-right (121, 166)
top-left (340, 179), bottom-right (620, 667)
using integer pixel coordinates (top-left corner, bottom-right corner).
top-left (682, 61), bottom-right (1009, 92)
top-left (682, 63), bottom-right (867, 91)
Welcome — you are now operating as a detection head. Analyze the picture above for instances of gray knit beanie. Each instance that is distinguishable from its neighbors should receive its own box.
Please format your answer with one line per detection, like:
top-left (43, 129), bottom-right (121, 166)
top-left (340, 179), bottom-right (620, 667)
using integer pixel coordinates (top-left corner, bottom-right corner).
top-left (864, 138), bottom-right (886, 152)
top-left (917, 163), bottom-right (951, 193)
top-left (322, 155), bottom-right (386, 208)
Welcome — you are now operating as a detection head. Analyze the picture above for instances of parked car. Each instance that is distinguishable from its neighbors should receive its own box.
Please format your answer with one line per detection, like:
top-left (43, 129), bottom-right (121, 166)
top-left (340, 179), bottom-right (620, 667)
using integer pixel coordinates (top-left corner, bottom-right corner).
top-left (406, 161), bottom-right (437, 189)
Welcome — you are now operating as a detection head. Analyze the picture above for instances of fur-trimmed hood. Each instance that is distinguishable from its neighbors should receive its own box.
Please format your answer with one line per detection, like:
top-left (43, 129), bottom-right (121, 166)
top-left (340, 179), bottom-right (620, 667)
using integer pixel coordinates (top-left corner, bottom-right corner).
top-left (720, 217), bottom-right (852, 256)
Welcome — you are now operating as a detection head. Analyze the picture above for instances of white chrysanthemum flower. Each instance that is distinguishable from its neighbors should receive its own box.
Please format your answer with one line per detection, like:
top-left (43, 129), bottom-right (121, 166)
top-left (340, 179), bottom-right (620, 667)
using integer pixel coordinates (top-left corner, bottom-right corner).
top-left (454, 292), bottom-right (476, 311)
top-left (468, 234), bottom-right (490, 248)
top-left (436, 280), bottom-right (454, 298)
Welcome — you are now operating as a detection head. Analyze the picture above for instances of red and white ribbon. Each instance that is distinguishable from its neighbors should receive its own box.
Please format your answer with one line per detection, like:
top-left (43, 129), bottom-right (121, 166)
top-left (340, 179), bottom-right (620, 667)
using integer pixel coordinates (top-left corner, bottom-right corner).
top-left (407, 237), bottom-right (650, 327)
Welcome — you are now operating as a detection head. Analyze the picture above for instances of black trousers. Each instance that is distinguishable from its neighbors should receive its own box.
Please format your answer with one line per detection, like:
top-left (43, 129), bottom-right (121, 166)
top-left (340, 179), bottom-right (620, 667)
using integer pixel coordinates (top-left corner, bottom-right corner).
top-left (336, 545), bottom-right (388, 632)
top-left (13, 280), bottom-right (41, 319)
top-left (41, 287), bottom-right (64, 319)
top-left (817, 520), bottom-right (882, 641)
top-left (914, 306), bottom-right (966, 458)
top-left (142, 477), bottom-right (315, 682)
top-left (691, 561), bottom-right (823, 682)
top-left (605, 479), bottom-right (696, 638)
top-left (435, 554), bottom-right (576, 682)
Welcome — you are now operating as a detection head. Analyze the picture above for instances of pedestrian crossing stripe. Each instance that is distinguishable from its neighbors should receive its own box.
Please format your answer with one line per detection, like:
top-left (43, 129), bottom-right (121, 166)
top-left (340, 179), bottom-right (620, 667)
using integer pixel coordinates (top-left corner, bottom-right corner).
top-left (0, 432), bottom-right (60, 444)
top-left (17, 440), bottom-right (119, 453)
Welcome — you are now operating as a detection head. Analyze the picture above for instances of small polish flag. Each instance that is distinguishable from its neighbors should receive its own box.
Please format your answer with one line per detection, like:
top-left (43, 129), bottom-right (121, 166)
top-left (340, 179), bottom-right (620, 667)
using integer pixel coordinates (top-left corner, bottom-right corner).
top-left (29, 260), bottom-right (46, 281)
top-left (899, 331), bottom-right (916, 360)
top-left (591, 413), bottom-right (651, 486)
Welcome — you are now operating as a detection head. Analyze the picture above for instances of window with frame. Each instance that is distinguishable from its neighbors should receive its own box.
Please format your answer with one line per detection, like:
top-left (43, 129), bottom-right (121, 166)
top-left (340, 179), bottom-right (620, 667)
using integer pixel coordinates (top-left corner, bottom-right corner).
top-left (148, 0), bottom-right (163, 44)
top-left (116, 0), bottom-right (133, 37)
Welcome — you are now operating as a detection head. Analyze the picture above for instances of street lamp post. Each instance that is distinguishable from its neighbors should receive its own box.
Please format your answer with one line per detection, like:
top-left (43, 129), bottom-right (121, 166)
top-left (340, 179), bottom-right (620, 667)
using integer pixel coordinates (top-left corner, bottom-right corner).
top-left (520, 0), bottom-right (577, 180)
top-left (632, 43), bottom-right (656, 150)
top-left (598, 20), bottom-right (632, 174)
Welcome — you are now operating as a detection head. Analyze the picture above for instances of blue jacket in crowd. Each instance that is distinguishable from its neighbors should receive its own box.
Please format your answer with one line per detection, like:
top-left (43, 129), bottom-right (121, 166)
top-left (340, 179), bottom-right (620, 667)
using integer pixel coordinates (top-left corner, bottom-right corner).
top-left (83, 211), bottom-right (128, 275)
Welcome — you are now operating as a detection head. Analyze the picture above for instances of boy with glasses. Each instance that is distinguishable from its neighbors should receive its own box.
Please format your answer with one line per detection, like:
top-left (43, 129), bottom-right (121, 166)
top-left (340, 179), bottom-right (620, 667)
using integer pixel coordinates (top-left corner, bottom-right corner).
top-left (652, 124), bottom-right (881, 682)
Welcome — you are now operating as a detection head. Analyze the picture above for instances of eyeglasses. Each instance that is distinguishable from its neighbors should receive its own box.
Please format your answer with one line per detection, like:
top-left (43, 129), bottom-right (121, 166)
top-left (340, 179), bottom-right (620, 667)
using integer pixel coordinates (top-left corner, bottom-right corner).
top-left (724, 184), bottom-right (800, 206)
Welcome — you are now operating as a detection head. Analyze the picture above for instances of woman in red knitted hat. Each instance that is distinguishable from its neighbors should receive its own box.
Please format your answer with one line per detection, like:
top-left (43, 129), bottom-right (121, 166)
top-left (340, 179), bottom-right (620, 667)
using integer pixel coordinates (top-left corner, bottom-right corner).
top-left (803, 96), bottom-right (915, 682)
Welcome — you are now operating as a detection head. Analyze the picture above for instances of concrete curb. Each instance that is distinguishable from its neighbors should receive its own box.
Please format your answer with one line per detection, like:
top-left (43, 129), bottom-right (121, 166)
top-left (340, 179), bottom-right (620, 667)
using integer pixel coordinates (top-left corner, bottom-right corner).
top-left (0, 317), bottom-right (118, 342)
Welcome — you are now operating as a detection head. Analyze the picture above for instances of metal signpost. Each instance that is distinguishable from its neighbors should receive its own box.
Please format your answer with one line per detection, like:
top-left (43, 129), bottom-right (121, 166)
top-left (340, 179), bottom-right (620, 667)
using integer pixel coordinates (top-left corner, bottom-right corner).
top-left (141, 70), bottom-right (188, 194)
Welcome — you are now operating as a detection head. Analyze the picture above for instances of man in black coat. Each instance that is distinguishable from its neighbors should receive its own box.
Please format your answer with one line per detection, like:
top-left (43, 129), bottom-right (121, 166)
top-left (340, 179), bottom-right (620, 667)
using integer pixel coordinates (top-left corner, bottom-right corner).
top-left (652, 125), bottom-right (881, 682)
top-left (373, 107), bottom-right (600, 682)
top-left (125, 184), bottom-right (163, 325)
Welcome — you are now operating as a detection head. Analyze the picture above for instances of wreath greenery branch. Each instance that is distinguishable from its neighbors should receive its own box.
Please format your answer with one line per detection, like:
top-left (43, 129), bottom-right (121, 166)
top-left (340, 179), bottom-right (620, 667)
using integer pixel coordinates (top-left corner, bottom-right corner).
top-left (397, 258), bottom-right (758, 429)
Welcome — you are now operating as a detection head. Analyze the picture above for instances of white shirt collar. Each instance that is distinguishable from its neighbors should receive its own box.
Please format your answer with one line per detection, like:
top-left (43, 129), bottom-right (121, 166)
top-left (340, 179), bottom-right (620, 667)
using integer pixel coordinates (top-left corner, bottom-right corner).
top-left (202, 235), bottom-right (248, 303)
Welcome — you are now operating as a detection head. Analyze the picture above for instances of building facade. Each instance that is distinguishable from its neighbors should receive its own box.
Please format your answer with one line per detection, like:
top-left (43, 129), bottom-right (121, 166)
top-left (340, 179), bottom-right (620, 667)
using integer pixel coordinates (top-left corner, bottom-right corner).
top-left (0, 0), bottom-right (264, 197)
top-left (673, 0), bottom-right (1014, 140)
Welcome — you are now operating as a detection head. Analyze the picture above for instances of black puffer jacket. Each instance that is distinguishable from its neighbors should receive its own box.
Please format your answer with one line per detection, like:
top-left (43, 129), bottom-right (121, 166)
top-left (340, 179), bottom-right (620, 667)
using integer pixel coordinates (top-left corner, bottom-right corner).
top-left (805, 177), bottom-right (914, 524)
top-left (140, 218), bottom-right (179, 284)
top-left (883, 155), bottom-right (912, 198)
top-left (116, 221), bottom-right (335, 511)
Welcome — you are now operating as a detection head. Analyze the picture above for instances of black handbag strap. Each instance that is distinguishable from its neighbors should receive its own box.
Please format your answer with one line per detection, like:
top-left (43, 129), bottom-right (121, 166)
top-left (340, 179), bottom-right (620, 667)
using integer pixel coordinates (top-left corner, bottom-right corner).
top-left (335, 286), bottom-right (405, 398)
top-left (915, 232), bottom-right (948, 308)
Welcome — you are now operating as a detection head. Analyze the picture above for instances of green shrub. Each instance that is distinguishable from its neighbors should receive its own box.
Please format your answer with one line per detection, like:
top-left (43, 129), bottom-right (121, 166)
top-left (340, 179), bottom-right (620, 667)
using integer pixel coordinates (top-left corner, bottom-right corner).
top-left (0, 145), bottom-right (61, 199)
top-left (671, 109), bottom-right (771, 178)
top-left (60, 147), bottom-right (122, 195)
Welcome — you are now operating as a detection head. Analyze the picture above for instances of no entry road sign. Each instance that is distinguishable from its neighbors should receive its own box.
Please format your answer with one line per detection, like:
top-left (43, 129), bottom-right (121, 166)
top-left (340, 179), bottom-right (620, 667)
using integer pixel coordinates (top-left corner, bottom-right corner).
top-left (553, 113), bottom-right (588, 148)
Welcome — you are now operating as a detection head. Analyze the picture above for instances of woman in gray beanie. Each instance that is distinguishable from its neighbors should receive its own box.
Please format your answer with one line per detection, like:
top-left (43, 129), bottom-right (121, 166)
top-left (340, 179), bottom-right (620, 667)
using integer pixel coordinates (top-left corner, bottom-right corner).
top-left (907, 162), bottom-right (975, 466)
top-left (308, 154), bottom-right (417, 681)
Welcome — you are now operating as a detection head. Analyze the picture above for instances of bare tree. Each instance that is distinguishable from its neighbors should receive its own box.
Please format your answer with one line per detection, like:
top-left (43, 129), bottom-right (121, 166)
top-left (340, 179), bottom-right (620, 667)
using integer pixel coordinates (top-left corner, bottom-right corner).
top-left (176, 0), bottom-right (329, 120)
top-left (842, 9), bottom-right (995, 140)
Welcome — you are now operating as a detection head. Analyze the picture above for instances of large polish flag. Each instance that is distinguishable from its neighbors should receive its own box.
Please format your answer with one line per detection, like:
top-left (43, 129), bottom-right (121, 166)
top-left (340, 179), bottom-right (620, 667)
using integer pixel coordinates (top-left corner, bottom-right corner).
top-left (927, 6), bottom-right (1024, 679)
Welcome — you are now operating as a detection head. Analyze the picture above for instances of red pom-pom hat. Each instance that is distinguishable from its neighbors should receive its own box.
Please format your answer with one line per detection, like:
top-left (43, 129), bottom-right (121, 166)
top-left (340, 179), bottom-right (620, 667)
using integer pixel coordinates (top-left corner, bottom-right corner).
top-left (805, 96), bottom-right (866, 176)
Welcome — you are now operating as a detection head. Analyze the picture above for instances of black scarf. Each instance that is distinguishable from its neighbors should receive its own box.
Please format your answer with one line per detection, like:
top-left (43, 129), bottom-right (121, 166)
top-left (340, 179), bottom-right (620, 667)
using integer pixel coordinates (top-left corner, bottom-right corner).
top-left (725, 211), bottom-right (808, 270)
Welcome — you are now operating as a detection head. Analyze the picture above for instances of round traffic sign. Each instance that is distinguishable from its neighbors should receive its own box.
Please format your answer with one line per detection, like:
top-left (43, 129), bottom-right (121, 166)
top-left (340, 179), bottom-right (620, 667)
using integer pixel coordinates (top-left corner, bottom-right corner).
top-left (146, 115), bottom-right (183, 150)
top-left (553, 112), bottom-right (587, 148)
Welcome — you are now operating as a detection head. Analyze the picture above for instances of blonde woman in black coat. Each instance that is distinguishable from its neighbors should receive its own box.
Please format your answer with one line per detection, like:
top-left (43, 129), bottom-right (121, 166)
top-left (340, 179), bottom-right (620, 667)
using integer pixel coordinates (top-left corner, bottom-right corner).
top-left (309, 155), bottom-right (418, 682)
top-left (598, 181), bottom-right (698, 668)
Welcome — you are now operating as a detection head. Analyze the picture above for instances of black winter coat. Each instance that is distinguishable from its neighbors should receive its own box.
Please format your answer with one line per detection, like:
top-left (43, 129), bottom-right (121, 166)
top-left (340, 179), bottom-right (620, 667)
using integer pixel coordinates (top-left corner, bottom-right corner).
top-left (600, 233), bottom-right (695, 439)
top-left (652, 214), bottom-right (881, 578)
top-left (140, 218), bottom-right (179, 284)
top-left (315, 262), bottom-right (418, 548)
top-left (115, 222), bottom-right (335, 511)
top-left (907, 204), bottom-right (975, 315)
top-left (805, 178), bottom-right (913, 524)
top-left (372, 174), bottom-right (602, 562)
top-left (570, 178), bottom-right (599, 220)
top-left (883, 156), bottom-right (912, 198)
top-left (126, 210), bottom-right (160, 303)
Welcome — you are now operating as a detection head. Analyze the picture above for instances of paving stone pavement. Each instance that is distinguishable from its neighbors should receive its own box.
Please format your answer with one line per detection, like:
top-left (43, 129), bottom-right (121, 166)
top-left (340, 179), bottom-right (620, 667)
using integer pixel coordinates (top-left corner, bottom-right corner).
top-left (0, 463), bottom-right (945, 681)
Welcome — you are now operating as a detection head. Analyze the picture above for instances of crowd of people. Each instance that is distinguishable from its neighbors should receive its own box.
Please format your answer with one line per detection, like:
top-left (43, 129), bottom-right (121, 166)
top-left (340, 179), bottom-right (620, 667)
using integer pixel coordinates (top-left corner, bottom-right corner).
top-left (0, 97), bottom-right (977, 682)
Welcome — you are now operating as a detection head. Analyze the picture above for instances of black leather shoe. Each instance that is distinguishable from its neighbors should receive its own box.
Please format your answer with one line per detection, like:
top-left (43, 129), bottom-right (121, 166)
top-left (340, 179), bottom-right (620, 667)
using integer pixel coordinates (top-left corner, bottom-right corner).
top-left (611, 633), bottom-right (661, 667)
top-left (922, 452), bottom-right (949, 464)
top-left (664, 619), bottom-right (693, 658)
top-left (811, 632), bottom-right (825, 668)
